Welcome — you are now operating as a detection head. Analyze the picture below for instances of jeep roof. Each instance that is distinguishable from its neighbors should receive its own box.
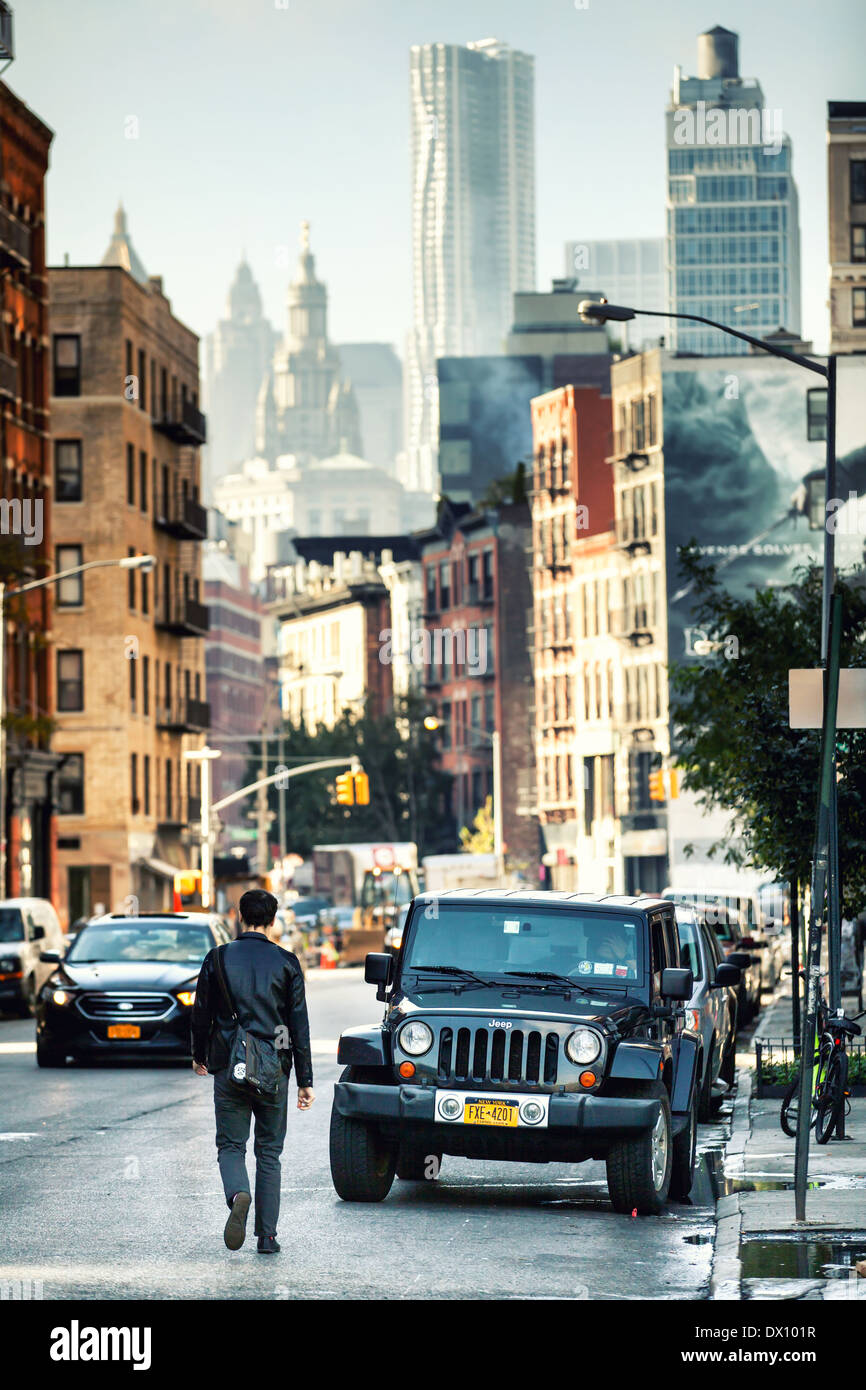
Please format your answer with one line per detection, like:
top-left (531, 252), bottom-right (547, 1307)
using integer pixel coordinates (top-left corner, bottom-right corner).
top-left (411, 890), bottom-right (673, 912)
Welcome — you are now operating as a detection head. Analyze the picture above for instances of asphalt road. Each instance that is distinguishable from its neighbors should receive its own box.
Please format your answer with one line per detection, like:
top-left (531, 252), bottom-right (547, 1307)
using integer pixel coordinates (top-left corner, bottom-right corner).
top-left (0, 972), bottom-right (724, 1300)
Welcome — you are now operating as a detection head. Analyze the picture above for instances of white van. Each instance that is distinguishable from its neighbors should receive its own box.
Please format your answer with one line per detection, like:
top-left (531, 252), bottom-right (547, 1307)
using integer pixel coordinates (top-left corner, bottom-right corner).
top-left (0, 898), bottom-right (65, 1016)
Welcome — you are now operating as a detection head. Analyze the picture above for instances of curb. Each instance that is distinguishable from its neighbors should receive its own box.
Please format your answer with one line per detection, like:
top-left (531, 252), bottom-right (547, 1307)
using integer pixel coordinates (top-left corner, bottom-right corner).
top-left (709, 1066), bottom-right (752, 1301)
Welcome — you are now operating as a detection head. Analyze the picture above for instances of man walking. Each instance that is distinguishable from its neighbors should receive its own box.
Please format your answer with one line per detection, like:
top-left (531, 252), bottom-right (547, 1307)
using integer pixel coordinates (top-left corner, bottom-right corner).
top-left (191, 889), bottom-right (315, 1254)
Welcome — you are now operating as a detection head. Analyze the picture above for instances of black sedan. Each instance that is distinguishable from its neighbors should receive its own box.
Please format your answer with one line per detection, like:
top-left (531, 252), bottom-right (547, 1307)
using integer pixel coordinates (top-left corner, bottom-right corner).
top-left (34, 912), bottom-right (230, 1067)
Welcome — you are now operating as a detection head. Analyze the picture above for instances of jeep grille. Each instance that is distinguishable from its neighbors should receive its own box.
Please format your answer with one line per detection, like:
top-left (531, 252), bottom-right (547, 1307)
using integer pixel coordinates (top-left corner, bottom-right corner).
top-left (437, 1026), bottom-right (559, 1086)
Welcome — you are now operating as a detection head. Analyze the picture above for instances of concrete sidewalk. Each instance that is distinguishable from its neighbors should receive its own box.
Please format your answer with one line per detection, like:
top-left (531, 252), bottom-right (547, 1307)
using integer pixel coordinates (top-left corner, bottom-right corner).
top-left (712, 988), bottom-right (866, 1300)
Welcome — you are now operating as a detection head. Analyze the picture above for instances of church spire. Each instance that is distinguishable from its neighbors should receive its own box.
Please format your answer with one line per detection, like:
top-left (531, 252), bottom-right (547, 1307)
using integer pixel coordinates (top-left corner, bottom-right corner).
top-left (100, 202), bottom-right (148, 284)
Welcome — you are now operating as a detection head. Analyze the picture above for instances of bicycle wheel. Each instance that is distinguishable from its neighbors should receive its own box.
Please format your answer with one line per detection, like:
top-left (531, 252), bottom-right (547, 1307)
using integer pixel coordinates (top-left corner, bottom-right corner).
top-left (815, 1050), bottom-right (848, 1144)
top-left (779, 1074), bottom-right (818, 1138)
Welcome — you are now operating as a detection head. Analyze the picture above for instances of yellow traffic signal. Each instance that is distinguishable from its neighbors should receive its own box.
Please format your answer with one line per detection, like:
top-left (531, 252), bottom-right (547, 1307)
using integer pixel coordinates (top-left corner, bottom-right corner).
top-left (668, 769), bottom-right (679, 799)
top-left (335, 772), bottom-right (355, 805)
top-left (648, 769), bottom-right (665, 802)
top-left (354, 771), bottom-right (370, 805)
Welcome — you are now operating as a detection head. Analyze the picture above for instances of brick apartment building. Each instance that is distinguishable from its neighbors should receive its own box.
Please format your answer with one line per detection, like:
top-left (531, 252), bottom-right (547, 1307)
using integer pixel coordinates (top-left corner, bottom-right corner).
top-left (531, 383), bottom-right (617, 892)
top-left (0, 75), bottom-right (56, 899)
top-left (828, 101), bottom-right (866, 355)
top-left (417, 500), bottom-right (537, 866)
top-left (49, 215), bottom-right (208, 922)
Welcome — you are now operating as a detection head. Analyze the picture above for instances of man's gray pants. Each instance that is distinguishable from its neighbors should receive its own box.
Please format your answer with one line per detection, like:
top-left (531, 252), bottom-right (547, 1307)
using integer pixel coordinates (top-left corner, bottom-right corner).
top-left (214, 1068), bottom-right (289, 1237)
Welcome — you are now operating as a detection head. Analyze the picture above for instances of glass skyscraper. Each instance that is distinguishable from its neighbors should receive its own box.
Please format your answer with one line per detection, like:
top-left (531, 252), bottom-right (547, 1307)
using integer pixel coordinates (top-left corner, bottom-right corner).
top-left (665, 26), bottom-right (801, 356)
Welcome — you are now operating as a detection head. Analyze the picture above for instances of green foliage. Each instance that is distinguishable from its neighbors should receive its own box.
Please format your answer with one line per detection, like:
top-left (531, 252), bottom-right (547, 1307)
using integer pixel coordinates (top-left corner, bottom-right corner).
top-left (246, 693), bottom-right (453, 858)
top-left (760, 1053), bottom-right (866, 1086)
top-left (668, 546), bottom-right (866, 917)
top-left (458, 796), bottom-right (495, 853)
top-left (478, 461), bottom-right (528, 508)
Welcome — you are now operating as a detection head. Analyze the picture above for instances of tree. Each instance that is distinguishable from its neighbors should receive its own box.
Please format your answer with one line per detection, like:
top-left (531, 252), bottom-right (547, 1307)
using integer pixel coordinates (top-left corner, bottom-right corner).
top-left (459, 797), bottom-right (495, 853)
top-left (478, 461), bottom-right (528, 509)
top-left (668, 545), bottom-right (866, 919)
top-left (244, 693), bottom-right (453, 858)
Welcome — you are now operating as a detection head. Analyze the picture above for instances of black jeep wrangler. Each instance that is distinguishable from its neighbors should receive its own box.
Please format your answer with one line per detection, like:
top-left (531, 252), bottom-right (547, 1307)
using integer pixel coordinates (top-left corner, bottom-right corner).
top-left (329, 891), bottom-right (740, 1214)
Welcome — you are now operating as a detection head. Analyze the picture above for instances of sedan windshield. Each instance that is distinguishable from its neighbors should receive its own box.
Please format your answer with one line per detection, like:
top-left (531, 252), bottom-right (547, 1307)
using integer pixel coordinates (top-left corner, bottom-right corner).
top-left (0, 908), bottom-right (25, 943)
top-left (66, 923), bottom-right (212, 964)
top-left (403, 904), bottom-right (643, 982)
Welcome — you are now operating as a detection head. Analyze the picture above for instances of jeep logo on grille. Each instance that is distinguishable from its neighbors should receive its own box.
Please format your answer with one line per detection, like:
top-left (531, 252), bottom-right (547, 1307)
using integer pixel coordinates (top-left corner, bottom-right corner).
top-left (488, 1019), bottom-right (512, 1029)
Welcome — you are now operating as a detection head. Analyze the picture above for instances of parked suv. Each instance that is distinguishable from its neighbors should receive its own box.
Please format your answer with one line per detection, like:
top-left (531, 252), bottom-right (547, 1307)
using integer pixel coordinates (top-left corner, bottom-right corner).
top-left (329, 891), bottom-right (739, 1215)
top-left (0, 898), bottom-right (65, 1016)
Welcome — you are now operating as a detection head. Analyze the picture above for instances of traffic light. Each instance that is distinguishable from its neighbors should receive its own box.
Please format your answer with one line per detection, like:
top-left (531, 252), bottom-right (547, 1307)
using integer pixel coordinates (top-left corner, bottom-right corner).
top-left (353, 771), bottom-right (370, 805)
top-left (668, 768), bottom-right (679, 799)
top-left (335, 772), bottom-right (355, 805)
top-left (648, 769), bottom-right (665, 802)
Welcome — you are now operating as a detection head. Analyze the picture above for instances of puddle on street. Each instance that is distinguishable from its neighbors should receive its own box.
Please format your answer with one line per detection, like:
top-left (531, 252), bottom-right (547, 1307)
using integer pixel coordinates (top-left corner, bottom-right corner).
top-left (740, 1237), bottom-right (866, 1280)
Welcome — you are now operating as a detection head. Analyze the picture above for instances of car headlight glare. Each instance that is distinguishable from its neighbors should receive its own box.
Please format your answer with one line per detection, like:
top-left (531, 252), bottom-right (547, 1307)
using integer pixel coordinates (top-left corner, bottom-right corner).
top-left (398, 1020), bottom-right (433, 1056)
top-left (566, 1027), bottom-right (602, 1065)
top-left (176, 990), bottom-right (196, 1007)
top-left (52, 989), bottom-right (71, 1006)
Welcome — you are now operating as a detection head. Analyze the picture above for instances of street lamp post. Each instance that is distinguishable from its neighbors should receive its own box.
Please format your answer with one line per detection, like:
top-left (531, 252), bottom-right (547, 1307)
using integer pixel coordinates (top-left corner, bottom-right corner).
top-left (579, 300), bottom-right (838, 1222)
top-left (0, 553), bottom-right (156, 894)
top-left (424, 715), bottom-right (505, 879)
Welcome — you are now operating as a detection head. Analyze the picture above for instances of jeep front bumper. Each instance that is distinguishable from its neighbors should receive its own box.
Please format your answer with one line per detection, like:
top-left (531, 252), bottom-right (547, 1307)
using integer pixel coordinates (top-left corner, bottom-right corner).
top-left (333, 1081), bottom-right (660, 1139)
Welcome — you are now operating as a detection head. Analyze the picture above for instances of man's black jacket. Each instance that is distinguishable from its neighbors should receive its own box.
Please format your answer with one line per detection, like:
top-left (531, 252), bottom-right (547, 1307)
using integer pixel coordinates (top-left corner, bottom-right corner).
top-left (191, 931), bottom-right (314, 1087)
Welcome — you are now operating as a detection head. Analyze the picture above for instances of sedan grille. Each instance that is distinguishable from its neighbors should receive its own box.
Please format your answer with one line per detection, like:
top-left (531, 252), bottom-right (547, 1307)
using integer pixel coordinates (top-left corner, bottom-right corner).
top-left (77, 992), bottom-right (175, 1021)
top-left (437, 1026), bottom-right (559, 1086)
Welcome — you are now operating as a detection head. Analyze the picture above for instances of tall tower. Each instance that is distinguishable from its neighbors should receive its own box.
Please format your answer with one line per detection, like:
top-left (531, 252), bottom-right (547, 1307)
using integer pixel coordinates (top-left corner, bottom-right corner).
top-left (204, 257), bottom-right (274, 492)
top-left (665, 26), bottom-right (801, 355)
top-left (406, 39), bottom-right (536, 493)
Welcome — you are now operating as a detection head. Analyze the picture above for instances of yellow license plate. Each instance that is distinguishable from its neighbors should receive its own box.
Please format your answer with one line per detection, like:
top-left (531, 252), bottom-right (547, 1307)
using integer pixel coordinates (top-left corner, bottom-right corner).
top-left (107, 1024), bottom-right (140, 1039)
top-left (464, 1099), bottom-right (519, 1127)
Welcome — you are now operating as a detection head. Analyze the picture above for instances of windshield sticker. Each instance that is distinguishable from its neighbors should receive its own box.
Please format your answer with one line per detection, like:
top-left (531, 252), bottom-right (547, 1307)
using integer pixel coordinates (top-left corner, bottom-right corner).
top-left (503, 919), bottom-right (520, 934)
top-left (615, 965), bottom-right (629, 977)
top-left (594, 962), bottom-right (614, 975)
top-left (577, 960), bottom-right (591, 975)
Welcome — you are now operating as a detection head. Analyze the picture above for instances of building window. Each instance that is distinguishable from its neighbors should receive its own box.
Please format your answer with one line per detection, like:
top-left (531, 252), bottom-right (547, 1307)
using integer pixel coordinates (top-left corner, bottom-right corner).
top-left (142, 654), bottom-right (150, 717)
top-left (126, 443), bottom-right (135, 505)
top-left (141, 568), bottom-right (149, 616)
top-left (482, 549), bottom-right (493, 599)
top-left (137, 349), bottom-right (147, 410)
top-left (584, 757), bottom-right (595, 828)
top-left (139, 451), bottom-right (148, 511)
top-left (55, 545), bottom-right (83, 606)
top-left (129, 648), bottom-right (137, 711)
top-left (55, 440), bottom-right (83, 501)
top-left (125, 339), bottom-right (133, 380)
top-left (807, 387), bottom-right (828, 442)
top-left (128, 548), bottom-right (136, 610)
top-left (58, 650), bottom-right (84, 711)
top-left (853, 288), bottom-right (866, 327)
top-left (439, 560), bottom-right (451, 610)
top-left (851, 159), bottom-right (866, 206)
top-left (143, 754), bottom-right (151, 817)
top-left (53, 335), bottom-right (81, 396)
top-left (131, 754), bottom-right (139, 815)
top-left (851, 226), bottom-right (866, 263)
top-left (58, 754), bottom-right (85, 815)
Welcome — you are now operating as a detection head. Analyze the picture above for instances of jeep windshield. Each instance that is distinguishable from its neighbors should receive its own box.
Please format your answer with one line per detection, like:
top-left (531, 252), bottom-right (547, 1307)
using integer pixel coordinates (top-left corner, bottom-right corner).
top-left (403, 904), bottom-right (644, 984)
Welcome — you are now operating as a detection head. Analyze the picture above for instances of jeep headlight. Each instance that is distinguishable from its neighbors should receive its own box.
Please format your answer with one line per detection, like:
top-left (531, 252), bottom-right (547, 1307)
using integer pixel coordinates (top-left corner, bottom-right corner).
top-left (566, 1027), bottom-right (602, 1066)
top-left (398, 1020), bottom-right (434, 1057)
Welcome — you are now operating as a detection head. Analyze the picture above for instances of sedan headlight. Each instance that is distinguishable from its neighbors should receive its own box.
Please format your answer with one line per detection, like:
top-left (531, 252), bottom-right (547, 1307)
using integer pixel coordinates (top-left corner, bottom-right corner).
top-left (51, 989), bottom-right (72, 1006)
top-left (176, 990), bottom-right (196, 1007)
top-left (0, 957), bottom-right (19, 974)
top-left (398, 1020), bottom-right (434, 1057)
top-left (565, 1027), bottom-right (602, 1066)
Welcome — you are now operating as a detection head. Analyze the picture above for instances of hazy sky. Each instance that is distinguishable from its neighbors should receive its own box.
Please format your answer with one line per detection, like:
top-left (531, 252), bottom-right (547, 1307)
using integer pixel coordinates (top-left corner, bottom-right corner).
top-left (13, 0), bottom-right (866, 358)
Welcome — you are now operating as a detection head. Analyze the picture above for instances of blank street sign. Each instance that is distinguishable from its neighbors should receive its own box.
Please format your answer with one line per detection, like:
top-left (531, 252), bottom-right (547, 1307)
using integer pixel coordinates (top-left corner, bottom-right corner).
top-left (788, 669), bottom-right (866, 728)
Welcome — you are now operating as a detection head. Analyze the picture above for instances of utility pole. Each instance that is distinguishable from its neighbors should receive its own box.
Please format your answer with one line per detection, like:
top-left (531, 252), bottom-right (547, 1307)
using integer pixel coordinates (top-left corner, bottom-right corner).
top-left (277, 729), bottom-right (286, 863)
top-left (256, 727), bottom-right (269, 879)
top-left (183, 746), bottom-right (222, 909)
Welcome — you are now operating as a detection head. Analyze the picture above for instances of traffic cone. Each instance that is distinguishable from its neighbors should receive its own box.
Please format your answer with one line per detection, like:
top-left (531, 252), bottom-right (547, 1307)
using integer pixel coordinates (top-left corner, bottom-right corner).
top-left (320, 939), bottom-right (338, 970)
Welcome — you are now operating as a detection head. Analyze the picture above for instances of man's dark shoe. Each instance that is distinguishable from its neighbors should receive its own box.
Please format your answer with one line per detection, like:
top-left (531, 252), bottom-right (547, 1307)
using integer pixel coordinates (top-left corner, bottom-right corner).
top-left (257, 1235), bottom-right (281, 1254)
top-left (224, 1191), bottom-right (251, 1251)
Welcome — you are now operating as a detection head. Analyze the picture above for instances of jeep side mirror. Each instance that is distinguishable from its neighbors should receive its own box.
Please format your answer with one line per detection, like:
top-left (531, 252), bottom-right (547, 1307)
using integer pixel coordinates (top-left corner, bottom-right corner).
top-left (365, 952), bottom-right (393, 1001)
top-left (32, 924), bottom-right (46, 941)
top-left (661, 967), bottom-right (693, 1000)
top-left (711, 962), bottom-right (741, 989)
top-left (40, 950), bottom-right (62, 964)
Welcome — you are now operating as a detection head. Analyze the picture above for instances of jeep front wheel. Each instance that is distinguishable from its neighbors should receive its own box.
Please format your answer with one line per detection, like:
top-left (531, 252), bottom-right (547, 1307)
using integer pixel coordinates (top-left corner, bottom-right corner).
top-left (329, 1066), bottom-right (397, 1202)
top-left (605, 1084), bottom-right (672, 1215)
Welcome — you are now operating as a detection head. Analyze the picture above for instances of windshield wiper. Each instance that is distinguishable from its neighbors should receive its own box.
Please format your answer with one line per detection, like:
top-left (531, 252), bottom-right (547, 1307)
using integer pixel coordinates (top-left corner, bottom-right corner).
top-left (408, 964), bottom-right (497, 990)
top-left (501, 970), bottom-right (595, 996)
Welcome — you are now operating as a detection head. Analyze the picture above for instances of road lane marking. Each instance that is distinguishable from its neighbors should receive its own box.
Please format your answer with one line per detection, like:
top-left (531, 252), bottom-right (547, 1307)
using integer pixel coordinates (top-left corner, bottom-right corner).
top-left (0, 1040), bottom-right (338, 1056)
top-left (0, 1042), bottom-right (36, 1053)
top-left (0, 1132), bottom-right (38, 1140)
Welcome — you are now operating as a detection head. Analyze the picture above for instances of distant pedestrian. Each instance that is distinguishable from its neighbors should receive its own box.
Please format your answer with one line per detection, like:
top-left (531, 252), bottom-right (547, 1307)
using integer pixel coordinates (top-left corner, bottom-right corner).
top-left (191, 889), bottom-right (315, 1254)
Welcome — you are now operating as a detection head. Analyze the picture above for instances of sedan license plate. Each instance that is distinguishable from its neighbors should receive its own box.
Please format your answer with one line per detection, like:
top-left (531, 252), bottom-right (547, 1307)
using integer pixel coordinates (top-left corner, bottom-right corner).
top-left (107, 1024), bottom-right (140, 1040)
top-left (464, 1098), bottom-right (518, 1127)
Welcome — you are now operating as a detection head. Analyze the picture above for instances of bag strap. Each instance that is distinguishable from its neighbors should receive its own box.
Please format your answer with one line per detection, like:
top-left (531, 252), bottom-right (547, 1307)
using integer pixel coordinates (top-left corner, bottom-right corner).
top-left (212, 944), bottom-right (239, 1023)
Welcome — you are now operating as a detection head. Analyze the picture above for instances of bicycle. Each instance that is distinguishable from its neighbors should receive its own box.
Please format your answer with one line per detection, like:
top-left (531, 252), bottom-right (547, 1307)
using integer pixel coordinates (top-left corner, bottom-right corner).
top-left (779, 970), bottom-right (863, 1143)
